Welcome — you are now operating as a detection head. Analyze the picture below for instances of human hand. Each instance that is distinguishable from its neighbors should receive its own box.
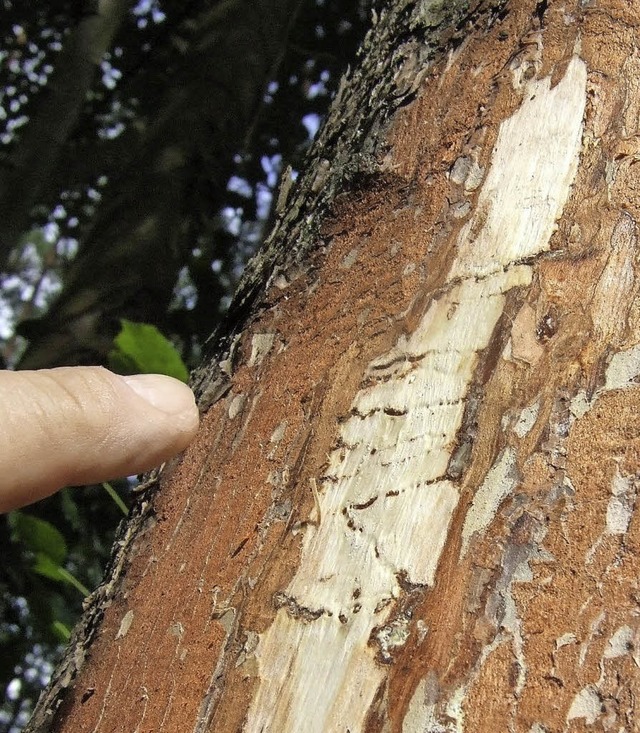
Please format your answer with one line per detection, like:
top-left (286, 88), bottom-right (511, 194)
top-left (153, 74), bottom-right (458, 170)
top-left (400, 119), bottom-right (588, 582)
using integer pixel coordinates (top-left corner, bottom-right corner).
top-left (0, 367), bottom-right (199, 512)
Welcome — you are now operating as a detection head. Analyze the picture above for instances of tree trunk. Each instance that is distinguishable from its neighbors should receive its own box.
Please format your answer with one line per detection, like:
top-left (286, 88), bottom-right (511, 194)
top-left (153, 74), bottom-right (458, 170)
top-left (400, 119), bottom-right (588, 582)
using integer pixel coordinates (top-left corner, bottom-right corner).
top-left (26, 0), bottom-right (640, 730)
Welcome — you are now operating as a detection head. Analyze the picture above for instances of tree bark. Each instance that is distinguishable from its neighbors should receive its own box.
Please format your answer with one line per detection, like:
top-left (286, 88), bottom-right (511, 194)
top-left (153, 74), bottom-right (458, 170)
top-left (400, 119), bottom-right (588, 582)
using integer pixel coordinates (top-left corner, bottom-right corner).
top-left (26, 0), bottom-right (640, 730)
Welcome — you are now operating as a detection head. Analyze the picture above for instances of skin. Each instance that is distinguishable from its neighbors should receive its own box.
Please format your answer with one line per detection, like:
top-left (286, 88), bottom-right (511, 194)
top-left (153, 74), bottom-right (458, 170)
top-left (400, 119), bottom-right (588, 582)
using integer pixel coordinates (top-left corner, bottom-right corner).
top-left (0, 367), bottom-right (200, 513)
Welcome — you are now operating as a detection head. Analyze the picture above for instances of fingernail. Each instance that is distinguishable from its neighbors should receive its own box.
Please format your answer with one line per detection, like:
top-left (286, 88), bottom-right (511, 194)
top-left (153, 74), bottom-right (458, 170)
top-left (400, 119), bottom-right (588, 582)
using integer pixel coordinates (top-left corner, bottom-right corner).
top-left (122, 374), bottom-right (197, 417)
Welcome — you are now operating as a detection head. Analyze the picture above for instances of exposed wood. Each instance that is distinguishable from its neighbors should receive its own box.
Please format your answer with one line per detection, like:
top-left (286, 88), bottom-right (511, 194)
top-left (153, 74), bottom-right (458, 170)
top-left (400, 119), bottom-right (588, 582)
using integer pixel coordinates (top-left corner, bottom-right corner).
top-left (245, 55), bottom-right (587, 733)
top-left (27, 0), bottom-right (640, 731)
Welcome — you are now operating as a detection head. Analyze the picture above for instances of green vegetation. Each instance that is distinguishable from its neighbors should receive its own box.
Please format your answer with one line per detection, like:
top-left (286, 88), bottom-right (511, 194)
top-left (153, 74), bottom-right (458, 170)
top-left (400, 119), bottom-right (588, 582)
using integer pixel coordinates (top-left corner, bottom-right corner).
top-left (108, 320), bottom-right (189, 382)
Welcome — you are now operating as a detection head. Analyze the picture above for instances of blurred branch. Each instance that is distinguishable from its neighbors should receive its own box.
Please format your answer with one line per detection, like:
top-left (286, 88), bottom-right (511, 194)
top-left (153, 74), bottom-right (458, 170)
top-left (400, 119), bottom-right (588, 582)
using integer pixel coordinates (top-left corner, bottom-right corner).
top-left (0, 0), bottom-right (130, 270)
top-left (17, 0), bottom-right (307, 369)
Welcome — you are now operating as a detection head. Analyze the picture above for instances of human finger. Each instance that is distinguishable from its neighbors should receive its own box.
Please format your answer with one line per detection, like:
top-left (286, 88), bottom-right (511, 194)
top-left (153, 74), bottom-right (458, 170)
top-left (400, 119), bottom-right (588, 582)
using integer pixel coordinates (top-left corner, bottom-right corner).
top-left (0, 367), bottom-right (199, 512)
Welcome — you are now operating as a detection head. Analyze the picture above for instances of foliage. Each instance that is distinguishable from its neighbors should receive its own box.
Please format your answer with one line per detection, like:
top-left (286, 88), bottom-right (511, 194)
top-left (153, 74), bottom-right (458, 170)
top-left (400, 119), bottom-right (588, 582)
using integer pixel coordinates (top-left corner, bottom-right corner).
top-left (0, 485), bottom-right (127, 732)
top-left (8, 512), bottom-right (90, 607)
top-left (108, 320), bottom-right (189, 382)
top-left (0, 1), bottom-right (370, 730)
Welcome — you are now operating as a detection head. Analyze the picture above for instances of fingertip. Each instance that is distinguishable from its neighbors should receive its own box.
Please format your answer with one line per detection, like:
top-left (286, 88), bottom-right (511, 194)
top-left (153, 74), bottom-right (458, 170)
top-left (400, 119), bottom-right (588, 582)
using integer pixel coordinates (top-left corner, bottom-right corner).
top-left (120, 373), bottom-right (199, 438)
top-left (0, 367), bottom-right (200, 512)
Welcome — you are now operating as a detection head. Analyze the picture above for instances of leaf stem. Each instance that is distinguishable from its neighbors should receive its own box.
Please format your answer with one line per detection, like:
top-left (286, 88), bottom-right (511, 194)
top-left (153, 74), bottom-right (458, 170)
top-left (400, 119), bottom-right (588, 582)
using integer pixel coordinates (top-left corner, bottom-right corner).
top-left (102, 482), bottom-right (129, 516)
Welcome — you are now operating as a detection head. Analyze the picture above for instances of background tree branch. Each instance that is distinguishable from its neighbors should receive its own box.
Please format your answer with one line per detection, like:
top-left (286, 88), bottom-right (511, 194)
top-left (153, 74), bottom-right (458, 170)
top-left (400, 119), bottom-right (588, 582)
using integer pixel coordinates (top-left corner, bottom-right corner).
top-left (0, 0), bottom-right (130, 267)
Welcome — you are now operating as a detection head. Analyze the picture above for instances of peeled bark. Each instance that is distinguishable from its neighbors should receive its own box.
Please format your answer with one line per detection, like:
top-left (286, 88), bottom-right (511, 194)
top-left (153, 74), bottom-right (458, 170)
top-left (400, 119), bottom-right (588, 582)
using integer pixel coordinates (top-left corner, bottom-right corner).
top-left (27, 0), bottom-right (640, 730)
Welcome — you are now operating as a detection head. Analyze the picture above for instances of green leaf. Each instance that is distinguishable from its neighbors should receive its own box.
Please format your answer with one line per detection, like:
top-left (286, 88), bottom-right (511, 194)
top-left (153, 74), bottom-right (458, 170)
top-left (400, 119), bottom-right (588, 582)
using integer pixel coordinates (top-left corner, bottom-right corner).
top-left (55, 567), bottom-right (91, 598)
top-left (32, 554), bottom-right (90, 597)
top-left (51, 620), bottom-right (71, 643)
top-left (9, 512), bottom-right (67, 565)
top-left (31, 552), bottom-right (65, 583)
top-left (108, 319), bottom-right (189, 382)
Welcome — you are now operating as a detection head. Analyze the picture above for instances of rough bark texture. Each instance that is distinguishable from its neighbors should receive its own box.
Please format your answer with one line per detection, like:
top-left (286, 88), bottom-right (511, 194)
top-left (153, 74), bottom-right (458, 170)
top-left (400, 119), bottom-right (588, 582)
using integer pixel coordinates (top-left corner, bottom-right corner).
top-left (26, 0), bottom-right (640, 730)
